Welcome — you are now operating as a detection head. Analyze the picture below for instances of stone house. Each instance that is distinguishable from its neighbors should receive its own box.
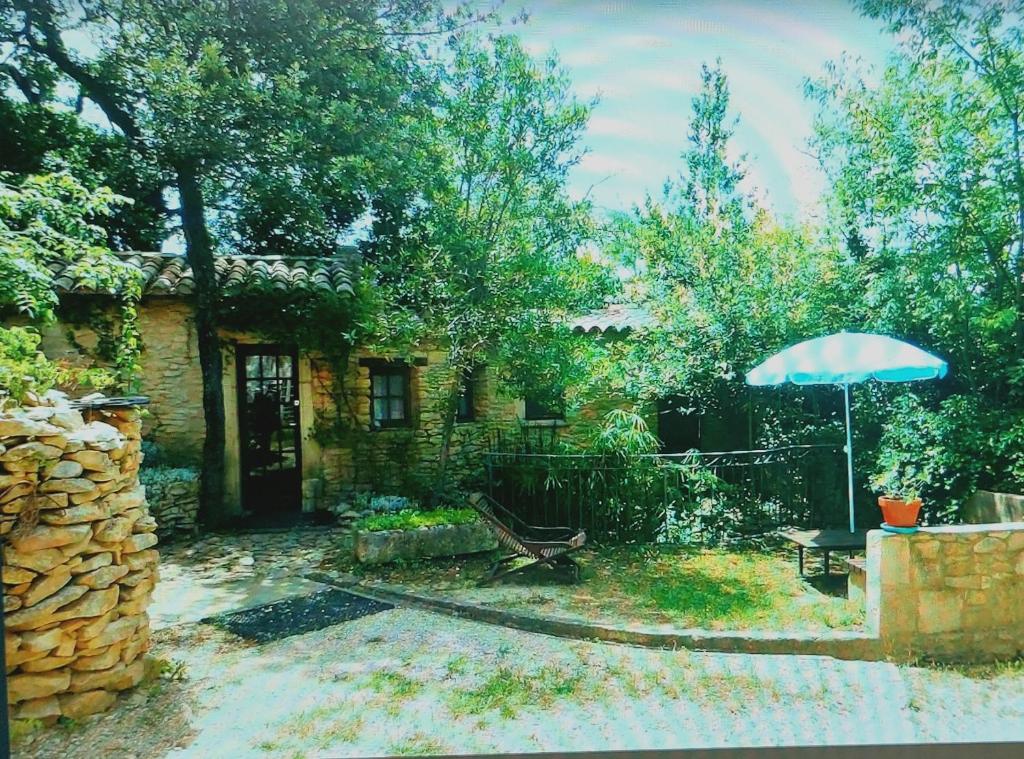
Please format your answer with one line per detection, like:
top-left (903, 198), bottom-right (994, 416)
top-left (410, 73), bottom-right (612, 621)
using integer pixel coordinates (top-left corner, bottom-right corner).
top-left (29, 252), bottom-right (654, 526)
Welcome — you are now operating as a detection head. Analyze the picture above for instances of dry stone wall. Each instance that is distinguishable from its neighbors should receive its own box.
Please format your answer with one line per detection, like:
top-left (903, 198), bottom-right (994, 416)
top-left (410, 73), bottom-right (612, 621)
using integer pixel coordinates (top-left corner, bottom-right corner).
top-left (1, 394), bottom-right (158, 722)
top-left (867, 523), bottom-right (1024, 662)
top-left (139, 467), bottom-right (200, 540)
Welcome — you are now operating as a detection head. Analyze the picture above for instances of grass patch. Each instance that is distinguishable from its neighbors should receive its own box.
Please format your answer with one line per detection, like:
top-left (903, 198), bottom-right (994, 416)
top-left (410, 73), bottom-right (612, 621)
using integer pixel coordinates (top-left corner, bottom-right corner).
top-left (577, 545), bottom-right (864, 631)
top-left (335, 543), bottom-right (864, 632)
top-left (367, 670), bottom-right (424, 715)
top-left (255, 701), bottom-right (364, 755)
top-left (915, 657), bottom-right (1024, 680)
top-left (389, 733), bottom-right (451, 756)
top-left (11, 718), bottom-right (44, 743)
top-left (354, 508), bottom-right (478, 532)
top-left (450, 664), bottom-right (588, 719)
top-left (446, 655), bottom-right (471, 678)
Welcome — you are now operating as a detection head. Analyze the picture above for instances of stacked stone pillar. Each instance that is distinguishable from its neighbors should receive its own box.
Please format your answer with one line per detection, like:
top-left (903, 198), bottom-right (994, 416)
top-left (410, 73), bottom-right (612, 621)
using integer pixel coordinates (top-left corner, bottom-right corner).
top-left (1, 394), bottom-right (158, 721)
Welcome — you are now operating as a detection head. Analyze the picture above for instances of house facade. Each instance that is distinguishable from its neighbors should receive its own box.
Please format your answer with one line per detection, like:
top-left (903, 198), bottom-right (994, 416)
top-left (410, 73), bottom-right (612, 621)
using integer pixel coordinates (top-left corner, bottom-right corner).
top-left (32, 252), bottom-right (653, 525)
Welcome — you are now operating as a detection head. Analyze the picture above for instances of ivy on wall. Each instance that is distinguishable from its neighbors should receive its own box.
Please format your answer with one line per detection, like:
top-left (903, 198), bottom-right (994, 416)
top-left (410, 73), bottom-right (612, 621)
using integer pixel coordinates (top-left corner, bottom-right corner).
top-left (216, 287), bottom-right (371, 458)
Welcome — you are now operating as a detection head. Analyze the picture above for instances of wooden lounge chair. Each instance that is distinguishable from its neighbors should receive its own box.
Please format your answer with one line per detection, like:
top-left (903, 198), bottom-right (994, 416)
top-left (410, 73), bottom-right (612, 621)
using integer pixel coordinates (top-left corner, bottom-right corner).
top-left (468, 492), bottom-right (587, 585)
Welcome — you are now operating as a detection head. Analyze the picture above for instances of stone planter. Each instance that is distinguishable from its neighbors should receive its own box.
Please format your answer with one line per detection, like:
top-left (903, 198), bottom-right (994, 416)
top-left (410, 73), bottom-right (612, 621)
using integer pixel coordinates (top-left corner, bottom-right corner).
top-left (354, 521), bottom-right (498, 565)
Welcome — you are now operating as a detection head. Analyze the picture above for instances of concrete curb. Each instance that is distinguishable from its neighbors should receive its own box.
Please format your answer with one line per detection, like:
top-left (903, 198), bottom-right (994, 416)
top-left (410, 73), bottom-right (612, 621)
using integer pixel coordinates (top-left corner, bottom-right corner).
top-left (307, 571), bottom-right (885, 661)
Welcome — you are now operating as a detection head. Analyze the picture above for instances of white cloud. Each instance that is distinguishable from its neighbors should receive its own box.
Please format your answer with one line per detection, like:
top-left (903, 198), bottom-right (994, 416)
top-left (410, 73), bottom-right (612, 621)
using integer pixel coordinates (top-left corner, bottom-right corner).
top-left (613, 33), bottom-right (674, 50)
top-left (576, 153), bottom-right (646, 179)
top-left (626, 67), bottom-right (703, 94)
top-left (559, 48), bottom-right (611, 68)
top-left (587, 115), bottom-right (661, 143)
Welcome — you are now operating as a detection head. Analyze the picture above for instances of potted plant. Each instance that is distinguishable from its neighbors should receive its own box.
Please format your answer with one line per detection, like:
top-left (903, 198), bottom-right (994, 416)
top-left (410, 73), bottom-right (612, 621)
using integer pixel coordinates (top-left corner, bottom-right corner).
top-left (870, 463), bottom-right (926, 528)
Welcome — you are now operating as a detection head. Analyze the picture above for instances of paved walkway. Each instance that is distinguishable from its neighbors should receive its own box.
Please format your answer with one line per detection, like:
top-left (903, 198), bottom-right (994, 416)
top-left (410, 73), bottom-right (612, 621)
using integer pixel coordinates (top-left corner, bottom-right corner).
top-left (149, 528), bottom-right (349, 629)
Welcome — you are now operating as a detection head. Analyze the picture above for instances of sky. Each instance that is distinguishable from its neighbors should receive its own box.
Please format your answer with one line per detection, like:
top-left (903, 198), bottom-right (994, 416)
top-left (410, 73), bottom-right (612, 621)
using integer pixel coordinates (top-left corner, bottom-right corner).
top-left (495, 0), bottom-right (894, 222)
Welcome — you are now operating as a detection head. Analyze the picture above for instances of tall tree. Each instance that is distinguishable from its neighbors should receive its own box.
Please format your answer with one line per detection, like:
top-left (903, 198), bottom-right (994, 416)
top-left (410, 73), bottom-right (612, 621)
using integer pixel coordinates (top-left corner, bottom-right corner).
top-left (0, 0), bottom-right (472, 518)
top-left (806, 0), bottom-right (1024, 515)
top-left (589, 62), bottom-right (852, 444)
top-left (363, 33), bottom-right (613, 496)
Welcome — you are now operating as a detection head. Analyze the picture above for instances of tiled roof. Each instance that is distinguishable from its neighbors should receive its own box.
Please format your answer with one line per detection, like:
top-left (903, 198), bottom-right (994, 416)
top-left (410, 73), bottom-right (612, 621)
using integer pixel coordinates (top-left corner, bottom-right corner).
top-left (570, 304), bottom-right (654, 335)
top-left (50, 252), bottom-right (355, 298)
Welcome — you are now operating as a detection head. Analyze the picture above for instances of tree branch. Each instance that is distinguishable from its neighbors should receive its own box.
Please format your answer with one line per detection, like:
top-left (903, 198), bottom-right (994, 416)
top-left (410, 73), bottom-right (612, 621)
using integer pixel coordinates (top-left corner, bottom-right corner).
top-left (0, 62), bottom-right (41, 104)
top-left (18, 0), bottom-right (142, 143)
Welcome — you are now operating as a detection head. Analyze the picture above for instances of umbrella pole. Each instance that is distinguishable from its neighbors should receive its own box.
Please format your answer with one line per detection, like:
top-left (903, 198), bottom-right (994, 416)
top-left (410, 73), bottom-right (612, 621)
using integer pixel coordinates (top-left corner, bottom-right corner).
top-left (843, 383), bottom-right (855, 533)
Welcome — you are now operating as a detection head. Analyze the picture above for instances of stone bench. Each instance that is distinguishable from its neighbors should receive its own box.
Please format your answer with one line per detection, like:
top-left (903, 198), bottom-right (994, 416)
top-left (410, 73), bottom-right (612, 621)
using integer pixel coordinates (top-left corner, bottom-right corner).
top-left (845, 555), bottom-right (867, 604)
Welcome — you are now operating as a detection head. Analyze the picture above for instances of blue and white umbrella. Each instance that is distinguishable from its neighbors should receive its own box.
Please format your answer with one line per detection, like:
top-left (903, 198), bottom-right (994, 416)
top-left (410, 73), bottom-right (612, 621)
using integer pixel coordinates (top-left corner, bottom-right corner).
top-left (746, 332), bottom-right (948, 533)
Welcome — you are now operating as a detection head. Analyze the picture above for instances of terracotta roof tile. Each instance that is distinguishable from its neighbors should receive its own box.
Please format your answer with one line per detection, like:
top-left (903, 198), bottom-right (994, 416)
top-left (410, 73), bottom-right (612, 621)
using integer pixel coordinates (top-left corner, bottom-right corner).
top-left (51, 252), bottom-right (355, 298)
top-left (570, 304), bottom-right (653, 335)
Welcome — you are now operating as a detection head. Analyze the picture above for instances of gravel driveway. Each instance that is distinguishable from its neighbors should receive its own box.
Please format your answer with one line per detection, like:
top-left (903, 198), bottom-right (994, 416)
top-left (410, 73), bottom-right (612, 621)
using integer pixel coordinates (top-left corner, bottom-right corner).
top-left (16, 604), bottom-right (1024, 758)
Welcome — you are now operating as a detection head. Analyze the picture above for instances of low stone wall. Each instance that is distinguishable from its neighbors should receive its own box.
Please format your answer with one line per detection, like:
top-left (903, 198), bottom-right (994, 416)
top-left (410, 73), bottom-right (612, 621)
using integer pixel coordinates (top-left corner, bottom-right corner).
top-left (867, 523), bottom-right (1024, 662)
top-left (354, 522), bottom-right (497, 565)
top-left (964, 490), bottom-right (1024, 524)
top-left (139, 467), bottom-right (200, 540)
top-left (2, 396), bottom-right (158, 722)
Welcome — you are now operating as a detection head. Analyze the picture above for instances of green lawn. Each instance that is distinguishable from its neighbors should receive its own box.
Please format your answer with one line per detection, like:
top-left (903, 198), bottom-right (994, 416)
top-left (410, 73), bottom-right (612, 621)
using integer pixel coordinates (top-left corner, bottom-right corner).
top-left (329, 543), bottom-right (864, 633)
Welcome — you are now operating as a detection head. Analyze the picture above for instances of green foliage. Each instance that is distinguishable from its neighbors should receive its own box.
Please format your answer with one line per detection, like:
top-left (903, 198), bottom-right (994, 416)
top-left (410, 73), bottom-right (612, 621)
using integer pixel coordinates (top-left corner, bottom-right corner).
top-left (0, 171), bottom-right (141, 402)
top-left (0, 326), bottom-right (114, 405)
top-left (353, 507), bottom-right (478, 532)
top-left (139, 465), bottom-right (200, 487)
top-left (0, 172), bottom-right (140, 320)
top-left (362, 31), bottom-right (614, 491)
top-left (869, 394), bottom-right (997, 523)
top-left (0, 100), bottom-right (167, 249)
top-left (577, 62), bottom-right (853, 446)
top-left (591, 407), bottom-right (660, 455)
top-left (809, 2), bottom-right (1024, 514)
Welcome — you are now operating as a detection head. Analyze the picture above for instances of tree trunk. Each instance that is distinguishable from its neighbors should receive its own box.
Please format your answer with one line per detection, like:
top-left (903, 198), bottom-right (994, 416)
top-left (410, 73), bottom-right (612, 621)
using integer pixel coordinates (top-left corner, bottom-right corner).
top-left (432, 353), bottom-right (466, 506)
top-left (176, 162), bottom-right (226, 521)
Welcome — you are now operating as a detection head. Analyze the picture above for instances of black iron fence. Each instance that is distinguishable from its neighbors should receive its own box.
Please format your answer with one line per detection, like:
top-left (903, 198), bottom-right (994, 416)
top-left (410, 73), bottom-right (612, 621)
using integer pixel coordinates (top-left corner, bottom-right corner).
top-left (483, 441), bottom-right (848, 546)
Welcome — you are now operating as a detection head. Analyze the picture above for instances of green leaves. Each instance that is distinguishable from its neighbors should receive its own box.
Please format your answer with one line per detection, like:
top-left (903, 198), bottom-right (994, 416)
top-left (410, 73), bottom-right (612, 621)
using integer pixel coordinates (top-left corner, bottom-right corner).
top-left (0, 171), bottom-right (141, 402)
top-left (365, 32), bottom-right (605, 392)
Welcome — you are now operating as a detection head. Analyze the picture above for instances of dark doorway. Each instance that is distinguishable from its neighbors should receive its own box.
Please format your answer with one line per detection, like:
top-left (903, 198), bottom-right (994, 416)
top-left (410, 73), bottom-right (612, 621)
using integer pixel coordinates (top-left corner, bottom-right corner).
top-left (657, 395), bottom-right (701, 453)
top-left (237, 345), bottom-right (302, 516)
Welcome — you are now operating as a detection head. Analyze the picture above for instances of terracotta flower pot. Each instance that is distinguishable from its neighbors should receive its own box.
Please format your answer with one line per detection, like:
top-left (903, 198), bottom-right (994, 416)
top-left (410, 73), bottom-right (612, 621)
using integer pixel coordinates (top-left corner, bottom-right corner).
top-left (878, 496), bottom-right (923, 527)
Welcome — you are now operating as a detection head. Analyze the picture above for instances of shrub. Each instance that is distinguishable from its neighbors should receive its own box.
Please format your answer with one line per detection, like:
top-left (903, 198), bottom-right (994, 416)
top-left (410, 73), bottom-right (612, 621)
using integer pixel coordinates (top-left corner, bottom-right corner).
top-left (0, 326), bottom-right (114, 407)
top-left (871, 394), bottom-right (999, 524)
top-left (139, 466), bottom-right (200, 489)
top-left (354, 507), bottom-right (478, 532)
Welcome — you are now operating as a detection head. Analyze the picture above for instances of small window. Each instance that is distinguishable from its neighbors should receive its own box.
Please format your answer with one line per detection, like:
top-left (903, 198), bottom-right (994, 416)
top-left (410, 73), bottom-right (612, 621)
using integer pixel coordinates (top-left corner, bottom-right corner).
top-left (370, 365), bottom-right (411, 429)
top-left (456, 368), bottom-right (476, 422)
top-left (525, 394), bottom-right (563, 421)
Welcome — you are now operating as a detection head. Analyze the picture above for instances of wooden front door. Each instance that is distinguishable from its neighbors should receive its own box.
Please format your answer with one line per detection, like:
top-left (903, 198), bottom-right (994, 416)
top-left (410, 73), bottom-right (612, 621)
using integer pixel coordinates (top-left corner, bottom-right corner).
top-left (237, 345), bottom-right (302, 515)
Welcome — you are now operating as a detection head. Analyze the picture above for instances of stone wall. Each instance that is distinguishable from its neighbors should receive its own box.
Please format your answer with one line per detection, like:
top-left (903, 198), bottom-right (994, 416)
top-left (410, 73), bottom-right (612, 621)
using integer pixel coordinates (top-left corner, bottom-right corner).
top-left (305, 347), bottom-right (625, 507)
top-left (138, 467), bottom-right (200, 540)
top-left (964, 490), bottom-right (1024, 525)
top-left (354, 522), bottom-right (498, 564)
top-left (867, 523), bottom-right (1024, 662)
top-left (2, 396), bottom-right (158, 722)
top-left (39, 298), bottom-right (205, 465)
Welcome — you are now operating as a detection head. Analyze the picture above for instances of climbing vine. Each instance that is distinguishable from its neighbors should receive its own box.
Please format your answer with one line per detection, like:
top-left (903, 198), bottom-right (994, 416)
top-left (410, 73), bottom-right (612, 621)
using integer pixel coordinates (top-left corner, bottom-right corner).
top-left (217, 287), bottom-right (364, 444)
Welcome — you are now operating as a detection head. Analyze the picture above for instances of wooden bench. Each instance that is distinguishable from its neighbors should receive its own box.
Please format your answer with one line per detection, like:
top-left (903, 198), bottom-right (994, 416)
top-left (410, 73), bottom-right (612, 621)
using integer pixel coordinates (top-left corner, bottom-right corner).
top-left (779, 529), bottom-right (868, 577)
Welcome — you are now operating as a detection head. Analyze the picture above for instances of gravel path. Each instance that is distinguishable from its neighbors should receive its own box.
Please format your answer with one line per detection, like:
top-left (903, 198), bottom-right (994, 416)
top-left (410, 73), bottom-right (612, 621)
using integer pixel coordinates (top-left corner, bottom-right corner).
top-left (17, 606), bottom-right (1024, 758)
top-left (15, 530), bottom-right (1024, 757)
top-left (149, 528), bottom-right (348, 629)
